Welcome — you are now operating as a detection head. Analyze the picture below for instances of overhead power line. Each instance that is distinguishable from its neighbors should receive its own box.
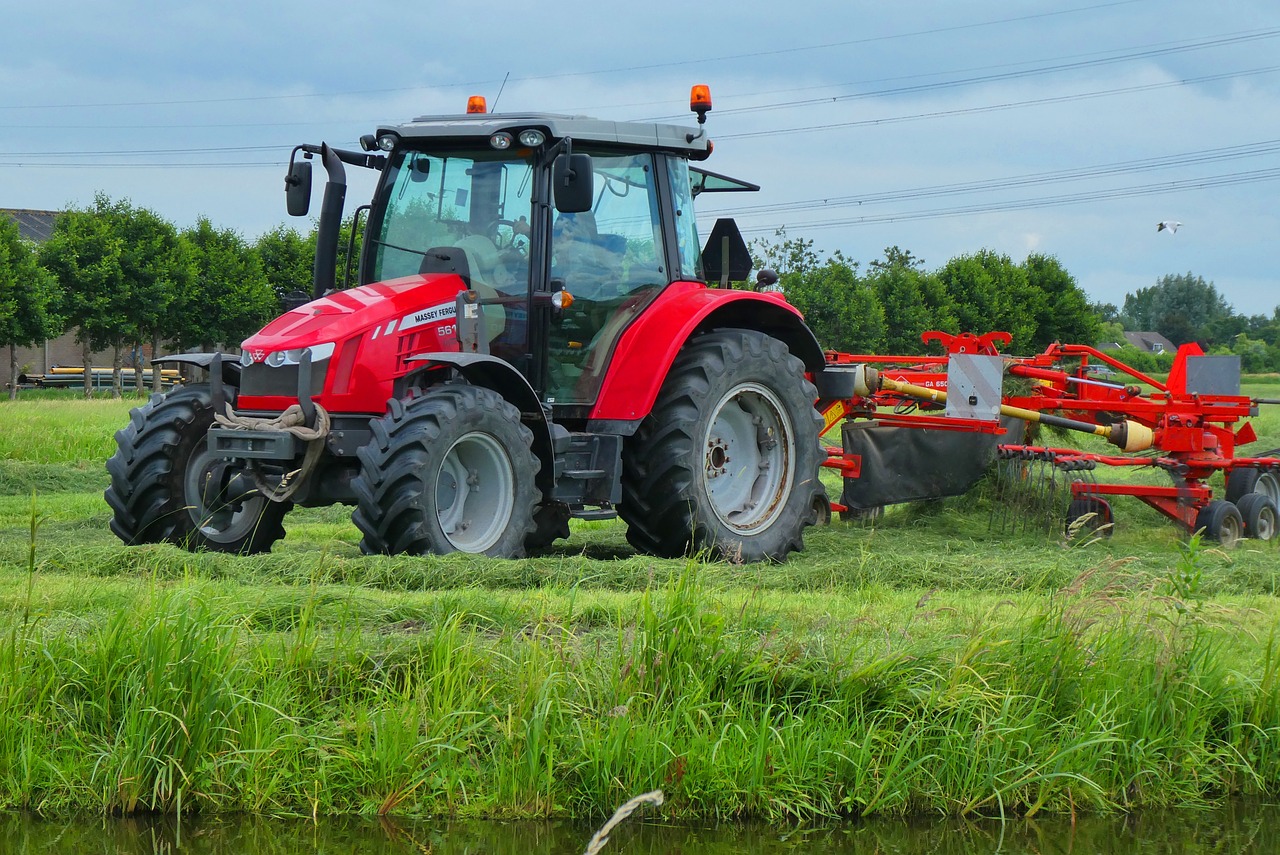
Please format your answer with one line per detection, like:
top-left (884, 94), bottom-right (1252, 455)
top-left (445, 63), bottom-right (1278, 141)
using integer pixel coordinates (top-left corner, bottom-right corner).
top-left (727, 167), bottom-right (1280, 234)
top-left (704, 139), bottom-right (1280, 217)
top-left (0, 0), bottom-right (1151, 111)
top-left (716, 65), bottom-right (1280, 140)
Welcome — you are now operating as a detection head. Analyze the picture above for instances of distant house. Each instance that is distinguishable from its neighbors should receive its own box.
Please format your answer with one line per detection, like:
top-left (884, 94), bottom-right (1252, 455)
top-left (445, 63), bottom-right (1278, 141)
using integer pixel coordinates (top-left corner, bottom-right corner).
top-left (5, 208), bottom-right (59, 242)
top-left (2, 207), bottom-right (123, 381)
top-left (1122, 331), bottom-right (1177, 354)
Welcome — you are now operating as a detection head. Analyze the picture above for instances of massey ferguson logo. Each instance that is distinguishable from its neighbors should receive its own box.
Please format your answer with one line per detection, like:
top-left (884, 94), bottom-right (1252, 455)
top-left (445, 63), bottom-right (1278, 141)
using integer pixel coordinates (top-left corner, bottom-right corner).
top-left (399, 301), bottom-right (458, 332)
top-left (250, 349), bottom-right (266, 363)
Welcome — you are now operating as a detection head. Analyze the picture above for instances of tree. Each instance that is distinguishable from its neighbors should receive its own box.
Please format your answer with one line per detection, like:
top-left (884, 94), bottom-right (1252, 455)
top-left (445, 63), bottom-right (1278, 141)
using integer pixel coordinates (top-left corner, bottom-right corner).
top-left (866, 246), bottom-right (954, 354)
top-left (0, 218), bottom-right (60, 399)
top-left (256, 224), bottom-right (313, 306)
top-left (937, 250), bottom-right (1045, 355)
top-left (780, 254), bottom-right (885, 353)
top-left (1021, 253), bottom-right (1099, 351)
top-left (104, 199), bottom-right (193, 393)
top-left (39, 200), bottom-right (127, 398)
top-left (1121, 272), bottom-right (1233, 346)
top-left (749, 227), bottom-right (821, 276)
top-left (175, 218), bottom-right (277, 352)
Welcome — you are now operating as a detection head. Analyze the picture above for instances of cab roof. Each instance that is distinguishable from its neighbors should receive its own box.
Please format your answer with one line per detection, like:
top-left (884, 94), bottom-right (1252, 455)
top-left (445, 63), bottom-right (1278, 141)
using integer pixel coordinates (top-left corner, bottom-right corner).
top-left (379, 112), bottom-right (711, 156)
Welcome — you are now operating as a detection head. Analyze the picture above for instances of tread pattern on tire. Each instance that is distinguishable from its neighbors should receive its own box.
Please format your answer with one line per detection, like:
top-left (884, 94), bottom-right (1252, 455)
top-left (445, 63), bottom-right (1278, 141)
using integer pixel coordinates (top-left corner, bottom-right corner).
top-left (105, 385), bottom-right (290, 554)
top-left (619, 329), bottom-right (824, 562)
top-left (352, 385), bottom-right (539, 557)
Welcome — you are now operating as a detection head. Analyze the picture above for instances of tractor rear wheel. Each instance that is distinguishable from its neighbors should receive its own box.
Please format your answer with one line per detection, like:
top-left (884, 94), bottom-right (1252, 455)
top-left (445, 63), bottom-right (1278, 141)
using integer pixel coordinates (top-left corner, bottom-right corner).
top-left (352, 385), bottom-right (539, 557)
top-left (620, 329), bottom-right (823, 562)
top-left (1195, 499), bottom-right (1243, 548)
top-left (1236, 492), bottom-right (1278, 541)
top-left (105, 384), bottom-right (291, 554)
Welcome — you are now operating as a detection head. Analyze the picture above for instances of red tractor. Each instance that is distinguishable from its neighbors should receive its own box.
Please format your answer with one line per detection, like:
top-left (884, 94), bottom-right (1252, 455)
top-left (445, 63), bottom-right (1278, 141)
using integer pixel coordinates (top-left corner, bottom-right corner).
top-left (106, 88), bottom-right (827, 561)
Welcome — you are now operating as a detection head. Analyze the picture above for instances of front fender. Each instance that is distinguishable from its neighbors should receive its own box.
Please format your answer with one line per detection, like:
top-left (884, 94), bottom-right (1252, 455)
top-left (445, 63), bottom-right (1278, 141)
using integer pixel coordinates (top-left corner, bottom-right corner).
top-left (588, 283), bottom-right (823, 426)
top-left (152, 352), bottom-right (242, 387)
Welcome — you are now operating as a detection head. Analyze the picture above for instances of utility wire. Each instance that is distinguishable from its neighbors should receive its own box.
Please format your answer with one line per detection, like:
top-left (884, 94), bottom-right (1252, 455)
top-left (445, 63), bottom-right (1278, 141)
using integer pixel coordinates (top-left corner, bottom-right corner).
top-left (716, 65), bottom-right (1280, 140)
top-left (729, 167), bottom-right (1280, 234)
top-left (704, 139), bottom-right (1280, 217)
top-left (0, 0), bottom-right (1151, 111)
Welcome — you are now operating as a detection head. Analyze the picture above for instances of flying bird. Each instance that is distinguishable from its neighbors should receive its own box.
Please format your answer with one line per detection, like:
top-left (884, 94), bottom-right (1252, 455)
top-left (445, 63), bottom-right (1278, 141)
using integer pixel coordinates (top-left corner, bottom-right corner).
top-left (1157, 221), bottom-right (1182, 233)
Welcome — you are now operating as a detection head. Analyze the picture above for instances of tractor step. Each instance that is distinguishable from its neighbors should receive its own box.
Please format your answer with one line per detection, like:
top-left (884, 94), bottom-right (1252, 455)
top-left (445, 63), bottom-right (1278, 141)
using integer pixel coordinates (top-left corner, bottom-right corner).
top-left (571, 507), bottom-right (617, 521)
top-left (561, 468), bottom-right (607, 480)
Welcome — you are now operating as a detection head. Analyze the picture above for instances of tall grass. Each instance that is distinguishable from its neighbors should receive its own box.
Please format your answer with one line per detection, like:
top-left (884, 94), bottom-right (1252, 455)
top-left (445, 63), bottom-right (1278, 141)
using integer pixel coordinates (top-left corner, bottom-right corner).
top-left (2, 560), bottom-right (1278, 820)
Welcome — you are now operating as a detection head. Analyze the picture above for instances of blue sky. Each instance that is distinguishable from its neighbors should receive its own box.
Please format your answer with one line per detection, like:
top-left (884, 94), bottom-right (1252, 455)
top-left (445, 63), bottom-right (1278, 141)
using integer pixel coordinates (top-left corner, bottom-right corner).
top-left (3, 0), bottom-right (1278, 316)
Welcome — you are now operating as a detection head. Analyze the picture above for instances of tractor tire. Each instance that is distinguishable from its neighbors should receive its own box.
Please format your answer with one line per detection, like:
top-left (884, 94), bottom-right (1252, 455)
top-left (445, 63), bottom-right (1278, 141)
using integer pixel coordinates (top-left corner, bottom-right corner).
top-left (352, 385), bottom-right (539, 557)
top-left (620, 329), bottom-right (824, 563)
top-left (1236, 492), bottom-right (1278, 541)
top-left (1225, 467), bottom-right (1280, 506)
top-left (1065, 496), bottom-right (1114, 538)
top-left (105, 384), bottom-right (291, 554)
top-left (1195, 499), bottom-right (1243, 548)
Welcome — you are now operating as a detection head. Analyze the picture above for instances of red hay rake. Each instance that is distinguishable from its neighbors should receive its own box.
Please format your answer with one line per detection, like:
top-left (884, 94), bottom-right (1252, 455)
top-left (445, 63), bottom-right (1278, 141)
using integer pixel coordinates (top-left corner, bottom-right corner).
top-left (815, 331), bottom-right (1280, 546)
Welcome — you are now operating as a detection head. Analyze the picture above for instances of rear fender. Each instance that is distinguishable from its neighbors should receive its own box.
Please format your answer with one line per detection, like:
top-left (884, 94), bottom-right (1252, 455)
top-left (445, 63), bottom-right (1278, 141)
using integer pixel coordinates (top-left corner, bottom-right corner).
top-left (404, 352), bottom-right (554, 490)
top-left (588, 284), bottom-right (823, 427)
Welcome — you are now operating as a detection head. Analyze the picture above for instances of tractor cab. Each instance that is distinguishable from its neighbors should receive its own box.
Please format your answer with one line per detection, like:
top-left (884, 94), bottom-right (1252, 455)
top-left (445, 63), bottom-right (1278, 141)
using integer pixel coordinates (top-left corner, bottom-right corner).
top-left (283, 90), bottom-right (759, 416)
top-left (362, 136), bottom-right (696, 408)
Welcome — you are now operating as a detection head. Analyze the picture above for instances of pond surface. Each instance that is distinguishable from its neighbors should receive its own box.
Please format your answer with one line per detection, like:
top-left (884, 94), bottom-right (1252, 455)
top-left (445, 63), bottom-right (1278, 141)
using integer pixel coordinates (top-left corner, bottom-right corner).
top-left (3, 801), bottom-right (1278, 854)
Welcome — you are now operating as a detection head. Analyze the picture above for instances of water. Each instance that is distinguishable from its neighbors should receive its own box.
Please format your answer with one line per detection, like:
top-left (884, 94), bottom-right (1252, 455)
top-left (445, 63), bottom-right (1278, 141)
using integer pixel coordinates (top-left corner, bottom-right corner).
top-left (3, 801), bottom-right (1278, 854)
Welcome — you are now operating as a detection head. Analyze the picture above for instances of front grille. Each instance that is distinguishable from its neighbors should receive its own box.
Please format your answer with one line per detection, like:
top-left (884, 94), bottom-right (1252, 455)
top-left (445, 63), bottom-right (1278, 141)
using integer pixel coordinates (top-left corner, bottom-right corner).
top-left (240, 359), bottom-right (329, 398)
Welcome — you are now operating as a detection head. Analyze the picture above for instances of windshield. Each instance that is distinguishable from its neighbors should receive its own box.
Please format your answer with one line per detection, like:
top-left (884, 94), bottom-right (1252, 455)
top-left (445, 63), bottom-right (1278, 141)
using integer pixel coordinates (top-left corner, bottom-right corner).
top-left (369, 148), bottom-right (534, 299)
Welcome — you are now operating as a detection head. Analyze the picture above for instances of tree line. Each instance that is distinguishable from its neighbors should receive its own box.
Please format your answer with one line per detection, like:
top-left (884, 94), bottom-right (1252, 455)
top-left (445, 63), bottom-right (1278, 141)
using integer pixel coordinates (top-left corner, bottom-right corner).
top-left (753, 230), bottom-right (1280, 373)
top-left (0, 193), bottom-right (340, 399)
top-left (752, 231), bottom-right (1100, 358)
top-left (5, 202), bottom-right (1279, 400)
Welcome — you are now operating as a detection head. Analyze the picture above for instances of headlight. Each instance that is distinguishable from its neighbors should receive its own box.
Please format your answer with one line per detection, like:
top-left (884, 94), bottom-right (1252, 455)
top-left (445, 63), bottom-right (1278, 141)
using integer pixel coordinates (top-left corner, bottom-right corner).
top-left (263, 341), bottom-right (336, 367)
top-left (517, 129), bottom-right (546, 147)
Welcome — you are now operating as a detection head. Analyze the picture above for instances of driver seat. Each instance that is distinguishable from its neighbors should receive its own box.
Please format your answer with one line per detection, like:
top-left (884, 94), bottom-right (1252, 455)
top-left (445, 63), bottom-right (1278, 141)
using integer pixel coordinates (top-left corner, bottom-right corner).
top-left (419, 246), bottom-right (505, 342)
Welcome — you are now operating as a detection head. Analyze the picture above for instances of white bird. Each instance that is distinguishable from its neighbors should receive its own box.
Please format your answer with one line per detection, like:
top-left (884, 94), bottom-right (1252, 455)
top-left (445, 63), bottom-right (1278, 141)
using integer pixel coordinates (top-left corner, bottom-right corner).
top-left (1157, 221), bottom-right (1182, 233)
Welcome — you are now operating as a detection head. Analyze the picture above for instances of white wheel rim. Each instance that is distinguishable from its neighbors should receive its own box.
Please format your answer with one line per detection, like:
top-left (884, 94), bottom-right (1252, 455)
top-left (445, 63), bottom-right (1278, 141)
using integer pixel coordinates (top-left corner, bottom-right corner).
top-left (184, 446), bottom-right (269, 544)
top-left (435, 431), bottom-right (515, 552)
top-left (1256, 472), bottom-right (1280, 505)
top-left (1254, 504), bottom-right (1277, 541)
top-left (702, 382), bottom-right (795, 534)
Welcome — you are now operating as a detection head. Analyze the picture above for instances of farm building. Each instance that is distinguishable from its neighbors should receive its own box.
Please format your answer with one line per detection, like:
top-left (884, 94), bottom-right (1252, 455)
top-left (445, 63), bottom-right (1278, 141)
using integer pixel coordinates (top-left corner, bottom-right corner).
top-left (3, 208), bottom-right (152, 386)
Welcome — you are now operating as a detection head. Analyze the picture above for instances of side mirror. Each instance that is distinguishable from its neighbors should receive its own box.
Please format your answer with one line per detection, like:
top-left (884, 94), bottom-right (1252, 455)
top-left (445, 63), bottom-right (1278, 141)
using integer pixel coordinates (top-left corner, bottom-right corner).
top-left (553, 153), bottom-right (594, 213)
top-left (285, 160), bottom-right (313, 217)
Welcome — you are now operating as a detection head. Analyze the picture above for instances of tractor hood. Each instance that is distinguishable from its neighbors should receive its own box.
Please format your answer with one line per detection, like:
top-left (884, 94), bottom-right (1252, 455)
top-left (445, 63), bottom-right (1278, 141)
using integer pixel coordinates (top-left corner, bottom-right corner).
top-left (239, 273), bottom-right (463, 366)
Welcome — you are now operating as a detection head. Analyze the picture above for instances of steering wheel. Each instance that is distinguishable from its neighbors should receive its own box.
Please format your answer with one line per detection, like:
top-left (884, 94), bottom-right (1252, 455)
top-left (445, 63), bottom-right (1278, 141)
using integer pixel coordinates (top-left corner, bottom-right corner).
top-left (486, 219), bottom-right (530, 255)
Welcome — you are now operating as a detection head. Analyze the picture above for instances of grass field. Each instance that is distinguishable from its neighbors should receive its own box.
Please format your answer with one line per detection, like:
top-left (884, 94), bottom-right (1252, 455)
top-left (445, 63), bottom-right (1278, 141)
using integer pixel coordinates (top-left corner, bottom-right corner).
top-left (2, 389), bottom-right (1279, 820)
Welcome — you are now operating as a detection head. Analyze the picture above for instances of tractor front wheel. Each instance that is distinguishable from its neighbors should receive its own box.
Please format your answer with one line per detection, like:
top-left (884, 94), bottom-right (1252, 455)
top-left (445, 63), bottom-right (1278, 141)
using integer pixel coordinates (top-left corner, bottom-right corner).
top-left (621, 329), bottom-right (824, 562)
top-left (105, 384), bottom-right (291, 554)
top-left (352, 386), bottom-right (539, 557)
